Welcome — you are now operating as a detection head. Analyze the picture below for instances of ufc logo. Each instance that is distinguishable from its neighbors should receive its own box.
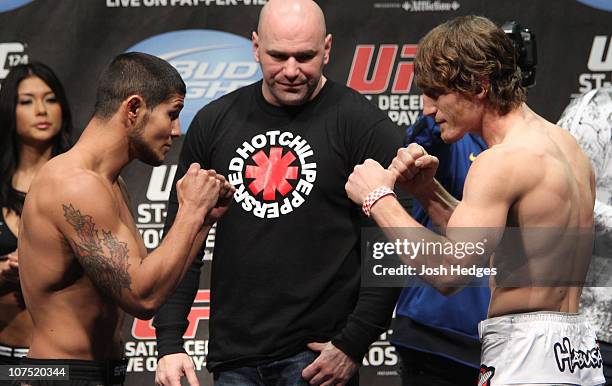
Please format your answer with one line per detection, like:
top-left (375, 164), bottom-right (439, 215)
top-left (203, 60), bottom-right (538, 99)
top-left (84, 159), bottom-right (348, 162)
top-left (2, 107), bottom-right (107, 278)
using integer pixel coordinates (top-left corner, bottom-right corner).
top-left (132, 289), bottom-right (210, 339)
top-left (0, 42), bottom-right (27, 79)
top-left (588, 36), bottom-right (612, 72)
top-left (347, 44), bottom-right (418, 94)
top-left (146, 165), bottom-right (177, 201)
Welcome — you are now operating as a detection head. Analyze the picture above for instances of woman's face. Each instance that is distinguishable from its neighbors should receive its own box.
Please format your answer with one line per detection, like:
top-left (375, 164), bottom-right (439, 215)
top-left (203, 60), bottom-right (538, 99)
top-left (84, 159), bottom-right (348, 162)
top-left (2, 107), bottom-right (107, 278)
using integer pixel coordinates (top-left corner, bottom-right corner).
top-left (15, 76), bottom-right (62, 146)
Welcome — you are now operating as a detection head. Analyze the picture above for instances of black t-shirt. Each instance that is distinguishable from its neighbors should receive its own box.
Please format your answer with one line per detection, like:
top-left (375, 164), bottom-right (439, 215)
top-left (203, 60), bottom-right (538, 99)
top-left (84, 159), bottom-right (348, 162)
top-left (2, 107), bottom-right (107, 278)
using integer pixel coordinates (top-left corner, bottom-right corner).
top-left (154, 79), bottom-right (403, 372)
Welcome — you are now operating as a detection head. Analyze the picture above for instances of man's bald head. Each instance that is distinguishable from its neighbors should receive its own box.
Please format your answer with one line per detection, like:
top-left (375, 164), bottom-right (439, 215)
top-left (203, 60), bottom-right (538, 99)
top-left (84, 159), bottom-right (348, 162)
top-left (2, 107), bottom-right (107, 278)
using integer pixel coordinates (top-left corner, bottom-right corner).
top-left (252, 0), bottom-right (332, 107)
top-left (257, 0), bottom-right (327, 43)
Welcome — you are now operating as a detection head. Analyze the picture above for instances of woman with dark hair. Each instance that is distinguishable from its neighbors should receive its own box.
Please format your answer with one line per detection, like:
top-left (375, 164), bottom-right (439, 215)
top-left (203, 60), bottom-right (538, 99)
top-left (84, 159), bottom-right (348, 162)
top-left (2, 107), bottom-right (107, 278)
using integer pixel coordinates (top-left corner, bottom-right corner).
top-left (0, 62), bottom-right (72, 364)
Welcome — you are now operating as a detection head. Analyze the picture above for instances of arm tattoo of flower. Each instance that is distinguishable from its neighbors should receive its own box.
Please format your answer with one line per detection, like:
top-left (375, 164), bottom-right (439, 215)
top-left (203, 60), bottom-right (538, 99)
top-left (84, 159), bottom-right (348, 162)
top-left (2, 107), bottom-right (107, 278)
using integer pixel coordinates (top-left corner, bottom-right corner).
top-left (62, 203), bottom-right (131, 298)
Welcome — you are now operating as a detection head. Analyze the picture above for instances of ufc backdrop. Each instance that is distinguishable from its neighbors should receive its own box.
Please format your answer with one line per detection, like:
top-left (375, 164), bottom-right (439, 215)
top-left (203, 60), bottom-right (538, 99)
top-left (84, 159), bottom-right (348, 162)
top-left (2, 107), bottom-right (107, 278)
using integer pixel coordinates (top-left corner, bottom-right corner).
top-left (1, 0), bottom-right (611, 384)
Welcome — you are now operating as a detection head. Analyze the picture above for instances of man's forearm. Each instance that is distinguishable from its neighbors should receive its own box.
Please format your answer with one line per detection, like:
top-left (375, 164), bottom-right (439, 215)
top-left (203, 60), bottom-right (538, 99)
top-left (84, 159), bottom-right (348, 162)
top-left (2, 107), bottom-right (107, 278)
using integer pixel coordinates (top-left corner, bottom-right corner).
top-left (332, 286), bottom-right (401, 362)
top-left (154, 257), bottom-right (203, 357)
top-left (369, 197), bottom-right (491, 292)
top-left (413, 179), bottom-right (459, 229)
top-left (130, 206), bottom-right (209, 311)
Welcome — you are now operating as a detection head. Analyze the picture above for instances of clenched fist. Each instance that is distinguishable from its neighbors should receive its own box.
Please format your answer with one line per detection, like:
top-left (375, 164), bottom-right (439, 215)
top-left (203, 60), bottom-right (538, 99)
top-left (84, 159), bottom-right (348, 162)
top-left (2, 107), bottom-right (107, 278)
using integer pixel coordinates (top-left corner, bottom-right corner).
top-left (176, 163), bottom-right (221, 220)
top-left (389, 143), bottom-right (439, 195)
top-left (204, 174), bottom-right (235, 226)
top-left (345, 159), bottom-right (395, 205)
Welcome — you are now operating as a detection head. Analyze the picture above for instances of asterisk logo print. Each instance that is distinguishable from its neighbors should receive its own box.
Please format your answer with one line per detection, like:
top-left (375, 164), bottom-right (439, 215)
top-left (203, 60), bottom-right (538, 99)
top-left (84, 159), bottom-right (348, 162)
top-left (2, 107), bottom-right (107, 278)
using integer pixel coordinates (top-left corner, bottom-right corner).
top-left (246, 147), bottom-right (299, 200)
top-left (228, 130), bottom-right (317, 219)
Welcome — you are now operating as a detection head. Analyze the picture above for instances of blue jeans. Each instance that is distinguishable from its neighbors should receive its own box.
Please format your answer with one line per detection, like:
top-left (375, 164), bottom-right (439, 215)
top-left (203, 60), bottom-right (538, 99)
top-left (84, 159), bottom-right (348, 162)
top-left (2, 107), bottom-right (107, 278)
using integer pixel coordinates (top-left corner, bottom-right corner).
top-left (214, 350), bottom-right (359, 386)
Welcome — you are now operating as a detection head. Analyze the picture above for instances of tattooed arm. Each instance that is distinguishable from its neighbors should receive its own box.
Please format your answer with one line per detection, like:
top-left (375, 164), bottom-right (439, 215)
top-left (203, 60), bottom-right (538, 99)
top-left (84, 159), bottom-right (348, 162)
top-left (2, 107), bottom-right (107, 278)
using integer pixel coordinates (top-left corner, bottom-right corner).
top-left (56, 164), bottom-right (232, 319)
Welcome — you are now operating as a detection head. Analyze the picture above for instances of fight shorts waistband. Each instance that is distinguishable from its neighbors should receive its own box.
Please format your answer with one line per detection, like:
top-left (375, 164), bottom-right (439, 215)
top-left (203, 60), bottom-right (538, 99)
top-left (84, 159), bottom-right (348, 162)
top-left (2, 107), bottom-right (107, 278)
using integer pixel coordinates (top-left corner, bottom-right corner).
top-left (477, 311), bottom-right (605, 386)
top-left (20, 357), bottom-right (127, 386)
top-left (478, 310), bottom-right (587, 338)
top-left (0, 343), bottom-right (28, 358)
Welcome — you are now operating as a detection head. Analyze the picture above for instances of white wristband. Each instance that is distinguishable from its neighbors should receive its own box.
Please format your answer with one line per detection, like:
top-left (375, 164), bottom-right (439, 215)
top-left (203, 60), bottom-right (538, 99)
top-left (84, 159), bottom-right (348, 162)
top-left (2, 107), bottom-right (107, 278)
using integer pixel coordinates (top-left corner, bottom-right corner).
top-left (362, 187), bottom-right (396, 217)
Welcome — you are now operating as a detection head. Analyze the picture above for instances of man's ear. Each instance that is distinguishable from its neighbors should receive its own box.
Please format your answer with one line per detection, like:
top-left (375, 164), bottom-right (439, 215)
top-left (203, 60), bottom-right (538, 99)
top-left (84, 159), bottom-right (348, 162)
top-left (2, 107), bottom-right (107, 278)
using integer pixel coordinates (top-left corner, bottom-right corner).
top-left (124, 95), bottom-right (145, 126)
top-left (476, 78), bottom-right (489, 100)
top-left (323, 34), bottom-right (332, 64)
top-left (252, 31), bottom-right (260, 63)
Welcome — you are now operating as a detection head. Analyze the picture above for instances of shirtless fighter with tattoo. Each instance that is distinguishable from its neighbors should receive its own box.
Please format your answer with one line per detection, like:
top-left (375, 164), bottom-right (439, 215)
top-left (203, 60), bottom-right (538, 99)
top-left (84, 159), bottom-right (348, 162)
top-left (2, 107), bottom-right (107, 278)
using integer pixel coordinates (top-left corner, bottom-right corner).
top-left (16, 52), bottom-right (234, 386)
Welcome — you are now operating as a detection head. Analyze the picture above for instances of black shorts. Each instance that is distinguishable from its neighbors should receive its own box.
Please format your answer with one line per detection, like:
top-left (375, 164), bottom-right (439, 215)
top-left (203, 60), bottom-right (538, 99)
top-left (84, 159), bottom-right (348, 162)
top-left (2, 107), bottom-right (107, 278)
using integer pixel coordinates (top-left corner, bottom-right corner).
top-left (0, 343), bottom-right (28, 366)
top-left (12, 358), bottom-right (127, 386)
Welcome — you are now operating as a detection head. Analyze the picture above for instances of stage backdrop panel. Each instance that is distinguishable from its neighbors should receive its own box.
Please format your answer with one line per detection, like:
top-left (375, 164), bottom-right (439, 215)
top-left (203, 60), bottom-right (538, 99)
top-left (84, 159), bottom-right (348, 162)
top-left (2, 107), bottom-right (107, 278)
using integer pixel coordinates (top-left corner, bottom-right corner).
top-left (1, 1), bottom-right (610, 384)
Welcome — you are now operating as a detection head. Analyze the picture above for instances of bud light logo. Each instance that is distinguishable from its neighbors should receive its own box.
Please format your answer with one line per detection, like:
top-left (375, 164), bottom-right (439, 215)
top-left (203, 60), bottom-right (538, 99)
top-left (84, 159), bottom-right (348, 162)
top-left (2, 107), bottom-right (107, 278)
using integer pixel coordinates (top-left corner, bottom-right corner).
top-left (0, 0), bottom-right (34, 12)
top-left (576, 0), bottom-right (612, 11)
top-left (127, 29), bottom-right (262, 133)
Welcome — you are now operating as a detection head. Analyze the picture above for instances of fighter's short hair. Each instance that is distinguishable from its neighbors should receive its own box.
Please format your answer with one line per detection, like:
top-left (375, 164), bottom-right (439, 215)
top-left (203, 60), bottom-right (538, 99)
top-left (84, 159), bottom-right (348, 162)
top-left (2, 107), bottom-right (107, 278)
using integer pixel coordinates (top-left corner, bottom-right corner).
top-left (94, 52), bottom-right (185, 119)
top-left (415, 15), bottom-right (526, 115)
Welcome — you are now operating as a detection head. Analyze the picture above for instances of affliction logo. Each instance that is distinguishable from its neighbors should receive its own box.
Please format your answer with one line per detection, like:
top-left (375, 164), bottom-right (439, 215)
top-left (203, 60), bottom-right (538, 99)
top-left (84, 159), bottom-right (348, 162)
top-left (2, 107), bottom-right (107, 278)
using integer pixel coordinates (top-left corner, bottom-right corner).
top-left (228, 130), bottom-right (317, 219)
top-left (373, 1), bottom-right (459, 12)
top-left (478, 365), bottom-right (495, 386)
top-left (554, 337), bottom-right (603, 373)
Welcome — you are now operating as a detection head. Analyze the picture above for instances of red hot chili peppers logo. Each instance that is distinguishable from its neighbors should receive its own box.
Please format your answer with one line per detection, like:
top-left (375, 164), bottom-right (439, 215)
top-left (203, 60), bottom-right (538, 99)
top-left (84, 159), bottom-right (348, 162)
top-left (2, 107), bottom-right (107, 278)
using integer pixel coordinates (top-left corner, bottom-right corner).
top-left (246, 147), bottom-right (298, 200)
top-left (228, 130), bottom-right (317, 218)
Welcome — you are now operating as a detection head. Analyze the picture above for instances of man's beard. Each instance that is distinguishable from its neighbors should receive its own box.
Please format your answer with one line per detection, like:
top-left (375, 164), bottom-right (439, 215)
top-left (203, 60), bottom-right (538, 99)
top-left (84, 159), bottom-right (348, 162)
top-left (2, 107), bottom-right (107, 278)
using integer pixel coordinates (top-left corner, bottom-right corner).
top-left (128, 113), bottom-right (163, 167)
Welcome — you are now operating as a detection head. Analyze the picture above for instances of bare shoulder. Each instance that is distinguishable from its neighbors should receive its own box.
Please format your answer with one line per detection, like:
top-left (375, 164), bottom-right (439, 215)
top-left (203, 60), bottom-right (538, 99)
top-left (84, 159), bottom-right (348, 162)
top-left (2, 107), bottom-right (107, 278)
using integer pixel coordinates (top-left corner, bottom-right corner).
top-left (548, 121), bottom-right (596, 197)
top-left (28, 159), bottom-right (116, 226)
top-left (468, 145), bottom-right (530, 181)
top-left (476, 131), bottom-right (555, 173)
top-left (464, 145), bottom-right (535, 203)
top-left (550, 122), bottom-right (594, 169)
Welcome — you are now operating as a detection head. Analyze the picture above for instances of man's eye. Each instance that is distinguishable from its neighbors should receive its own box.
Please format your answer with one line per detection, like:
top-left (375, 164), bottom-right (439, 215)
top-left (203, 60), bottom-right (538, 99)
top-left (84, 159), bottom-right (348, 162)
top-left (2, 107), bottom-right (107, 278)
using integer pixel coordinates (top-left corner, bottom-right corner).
top-left (424, 90), bottom-right (441, 99)
top-left (296, 55), bottom-right (314, 62)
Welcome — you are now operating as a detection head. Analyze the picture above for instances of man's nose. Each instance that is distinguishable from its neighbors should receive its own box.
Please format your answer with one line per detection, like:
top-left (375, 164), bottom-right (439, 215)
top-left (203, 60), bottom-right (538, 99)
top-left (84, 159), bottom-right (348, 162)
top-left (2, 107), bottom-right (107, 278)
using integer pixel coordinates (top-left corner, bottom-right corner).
top-left (284, 57), bottom-right (299, 81)
top-left (422, 94), bottom-right (437, 116)
top-left (171, 119), bottom-right (181, 138)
